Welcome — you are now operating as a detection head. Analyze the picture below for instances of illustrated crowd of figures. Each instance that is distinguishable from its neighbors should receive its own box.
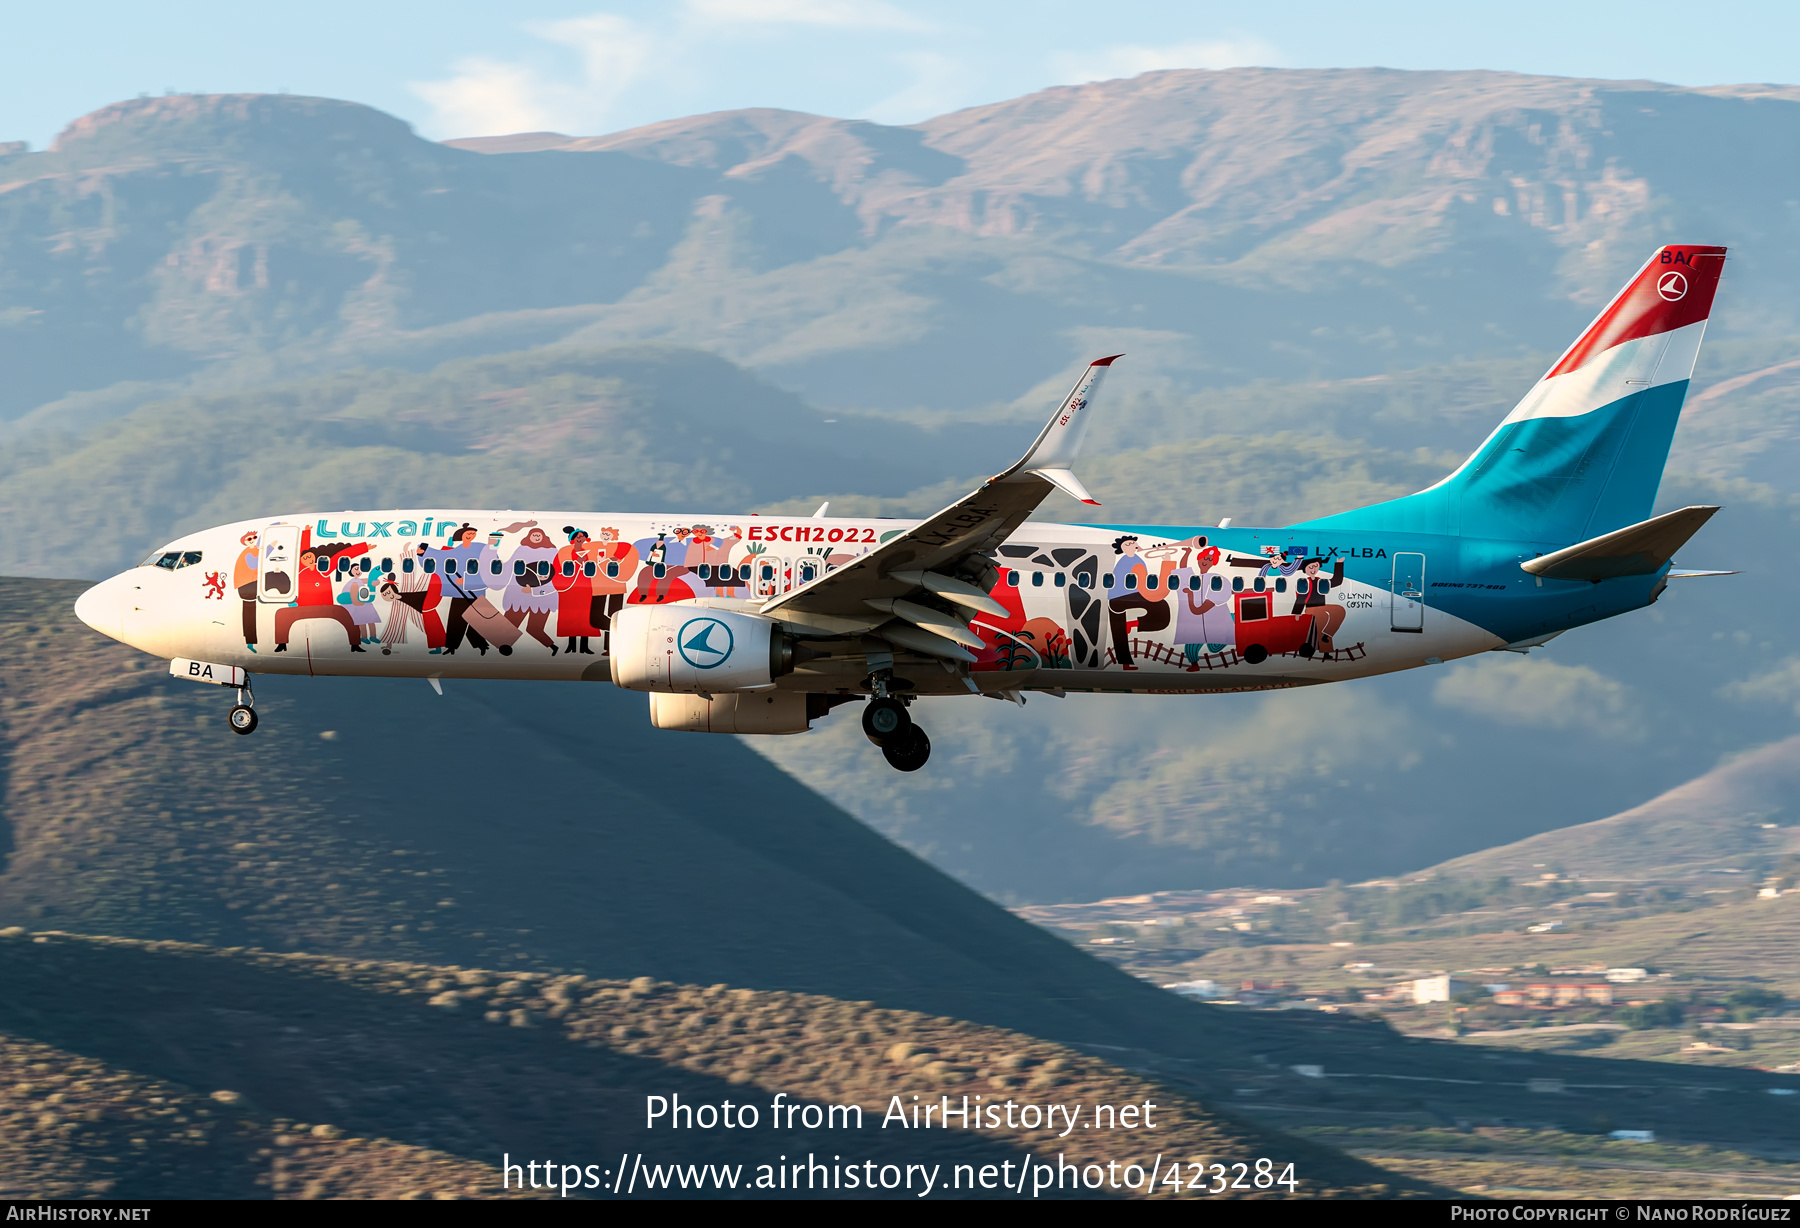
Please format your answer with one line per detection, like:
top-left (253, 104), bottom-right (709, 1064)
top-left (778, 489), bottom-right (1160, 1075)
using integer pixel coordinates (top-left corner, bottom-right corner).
top-left (180, 521), bottom-right (1363, 673)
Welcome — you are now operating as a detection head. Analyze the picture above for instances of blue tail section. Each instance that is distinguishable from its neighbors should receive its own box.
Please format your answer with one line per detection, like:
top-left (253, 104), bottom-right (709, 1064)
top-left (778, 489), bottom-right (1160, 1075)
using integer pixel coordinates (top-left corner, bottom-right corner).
top-left (1294, 245), bottom-right (1727, 545)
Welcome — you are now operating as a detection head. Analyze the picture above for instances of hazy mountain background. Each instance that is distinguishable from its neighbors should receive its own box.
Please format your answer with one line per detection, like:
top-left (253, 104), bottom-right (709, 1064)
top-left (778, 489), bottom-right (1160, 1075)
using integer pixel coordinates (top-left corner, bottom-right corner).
top-left (4, 68), bottom-right (1799, 901)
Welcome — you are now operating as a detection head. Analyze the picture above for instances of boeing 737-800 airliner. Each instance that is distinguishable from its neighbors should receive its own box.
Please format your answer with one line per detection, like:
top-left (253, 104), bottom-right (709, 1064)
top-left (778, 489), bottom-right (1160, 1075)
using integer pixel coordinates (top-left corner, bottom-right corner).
top-left (75, 245), bottom-right (1732, 771)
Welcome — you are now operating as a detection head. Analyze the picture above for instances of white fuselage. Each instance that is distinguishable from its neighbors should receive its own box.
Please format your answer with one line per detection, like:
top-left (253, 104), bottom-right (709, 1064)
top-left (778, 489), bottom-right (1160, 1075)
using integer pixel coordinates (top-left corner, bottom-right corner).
top-left (75, 508), bottom-right (1502, 699)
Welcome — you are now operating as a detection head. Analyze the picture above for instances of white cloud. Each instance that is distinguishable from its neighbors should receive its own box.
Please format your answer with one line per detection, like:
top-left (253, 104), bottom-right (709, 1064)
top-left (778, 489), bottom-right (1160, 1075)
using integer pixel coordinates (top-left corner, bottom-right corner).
top-left (863, 52), bottom-right (975, 125)
top-left (1719, 655), bottom-right (1800, 716)
top-left (1433, 655), bottom-right (1644, 741)
top-left (684, 0), bottom-right (934, 31)
top-left (1053, 36), bottom-right (1284, 85)
top-left (409, 13), bottom-right (656, 138)
top-left (410, 59), bottom-right (562, 137)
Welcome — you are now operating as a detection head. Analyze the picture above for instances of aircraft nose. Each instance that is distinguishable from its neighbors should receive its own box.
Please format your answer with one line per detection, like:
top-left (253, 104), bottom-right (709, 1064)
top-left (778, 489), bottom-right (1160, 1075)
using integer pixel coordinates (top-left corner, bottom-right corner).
top-left (74, 575), bottom-right (125, 642)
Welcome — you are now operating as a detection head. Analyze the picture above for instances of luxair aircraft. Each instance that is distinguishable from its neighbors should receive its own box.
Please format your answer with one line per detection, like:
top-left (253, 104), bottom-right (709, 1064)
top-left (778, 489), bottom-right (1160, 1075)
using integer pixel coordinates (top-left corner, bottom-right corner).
top-left (75, 245), bottom-right (1732, 771)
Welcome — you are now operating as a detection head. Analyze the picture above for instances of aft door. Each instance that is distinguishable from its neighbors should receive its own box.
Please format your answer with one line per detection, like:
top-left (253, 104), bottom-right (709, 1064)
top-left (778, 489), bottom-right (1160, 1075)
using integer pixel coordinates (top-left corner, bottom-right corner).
top-left (258, 524), bottom-right (301, 603)
top-left (1391, 552), bottom-right (1425, 632)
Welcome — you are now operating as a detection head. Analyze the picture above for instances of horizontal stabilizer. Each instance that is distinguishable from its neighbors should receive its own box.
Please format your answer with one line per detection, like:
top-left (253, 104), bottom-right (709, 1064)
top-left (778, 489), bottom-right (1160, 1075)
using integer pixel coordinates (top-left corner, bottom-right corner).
top-left (1521, 505), bottom-right (1720, 582)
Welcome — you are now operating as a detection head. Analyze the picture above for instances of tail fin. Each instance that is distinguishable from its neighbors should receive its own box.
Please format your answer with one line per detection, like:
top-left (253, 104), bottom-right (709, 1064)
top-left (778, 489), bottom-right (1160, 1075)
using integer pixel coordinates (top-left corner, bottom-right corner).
top-left (1297, 244), bottom-right (1728, 543)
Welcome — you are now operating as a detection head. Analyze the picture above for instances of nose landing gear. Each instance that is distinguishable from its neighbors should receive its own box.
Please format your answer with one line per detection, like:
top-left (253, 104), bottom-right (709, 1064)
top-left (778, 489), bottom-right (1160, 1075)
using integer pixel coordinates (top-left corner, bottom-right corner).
top-left (862, 673), bottom-right (930, 771)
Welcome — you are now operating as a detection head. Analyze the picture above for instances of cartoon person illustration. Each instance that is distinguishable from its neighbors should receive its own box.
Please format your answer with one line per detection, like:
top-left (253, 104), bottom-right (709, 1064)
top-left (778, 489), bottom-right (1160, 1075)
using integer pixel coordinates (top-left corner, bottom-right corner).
top-left (336, 561), bottom-right (382, 645)
top-left (1172, 543), bottom-right (1229, 667)
top-left (685, 525), bottom-right (737, 594)
top-left (431, 523), bottom-right (497, 656)
top-left (231, 530), bottom-right (260, 652)
top-left (1107, 535), bottom-right (1170, 670)
top-left (589, 526), bottom-right (638, 649)
top-left (395, 541), bottom-right (446, 652)
top-left (273, 536), bottom-right (368, 653)
top-left (1291, 556), bottom-right (1348, 656)
top-left (502, 525), bottom-right (561, 654)
top-left (375, 578), bottom-right (416, 654)
top-left (553, 527), bottom-right (601, 655)
top-left (1257, 544), bottom-right (1305, 578)
top-left (628, 531), bottom-right (697, 605)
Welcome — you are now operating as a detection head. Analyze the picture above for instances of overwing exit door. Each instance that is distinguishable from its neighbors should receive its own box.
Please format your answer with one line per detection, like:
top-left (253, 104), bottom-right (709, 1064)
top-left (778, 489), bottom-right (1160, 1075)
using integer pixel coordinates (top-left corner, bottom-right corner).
top-left (258, 524), bottom-right (301, 603)
top-left (1391, 552), bottom-right (1425, 632)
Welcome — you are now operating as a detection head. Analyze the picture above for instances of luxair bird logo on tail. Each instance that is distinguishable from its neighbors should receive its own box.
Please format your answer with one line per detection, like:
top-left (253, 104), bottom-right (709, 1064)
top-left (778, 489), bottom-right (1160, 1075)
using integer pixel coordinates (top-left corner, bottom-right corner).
top-left (677, 617), bottom-right (734, 669)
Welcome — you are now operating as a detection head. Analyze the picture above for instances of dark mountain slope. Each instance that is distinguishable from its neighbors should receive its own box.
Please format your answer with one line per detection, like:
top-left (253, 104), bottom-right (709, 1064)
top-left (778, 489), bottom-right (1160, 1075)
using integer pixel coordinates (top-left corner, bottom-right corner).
top-left (0, 576), bottom-right (1247, 1054)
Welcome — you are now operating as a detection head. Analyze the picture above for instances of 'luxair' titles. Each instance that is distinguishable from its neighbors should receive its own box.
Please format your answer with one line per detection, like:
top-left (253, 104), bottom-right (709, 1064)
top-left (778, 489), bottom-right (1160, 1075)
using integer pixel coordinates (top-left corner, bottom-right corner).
top-left (304, 518), bottom-right (904, 544)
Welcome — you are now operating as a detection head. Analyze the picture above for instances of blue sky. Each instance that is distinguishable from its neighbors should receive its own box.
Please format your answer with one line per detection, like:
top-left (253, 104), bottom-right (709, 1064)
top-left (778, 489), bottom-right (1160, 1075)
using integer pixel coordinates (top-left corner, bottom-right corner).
top-left (5, 0), bottom-right (1798, 147)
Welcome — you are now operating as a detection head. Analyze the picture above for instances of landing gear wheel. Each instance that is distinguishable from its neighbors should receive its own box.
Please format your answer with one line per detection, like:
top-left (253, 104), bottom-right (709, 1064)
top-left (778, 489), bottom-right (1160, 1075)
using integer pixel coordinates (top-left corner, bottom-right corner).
top-left (228, 704), bottom-right (258, 735)
top-left (861, 696), bottom-right (911, 745)
top-left (881, 724), bottom-right (931, 772)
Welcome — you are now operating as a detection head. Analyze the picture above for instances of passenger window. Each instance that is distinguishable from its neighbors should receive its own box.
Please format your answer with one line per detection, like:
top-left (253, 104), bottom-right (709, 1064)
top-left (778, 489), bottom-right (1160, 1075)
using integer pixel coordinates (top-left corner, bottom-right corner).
top-left (1253, 577), bottom-right (1266, 592)
top-left (1102, 573), bottom-right (1114, 589)
top-left (583, 561), bottom-right (595, 578)
top-left (761, 565), bottom-right (774, 581)
top-left (1275, 578), bottom-right (1286, 593)
top-left (1077, 572), bottom-right (1093, 589)
top-left (1296, 578), bottom-right (1309, 595)
top-left (1008, 571), bottom-right (1020, 587)
top-left (1125, 573), bottom-right (1137, 590)
top-left (562, 561), bottom-right (575, 577)
top-left (1231, 576), bottom-right (1243, 592)
top-left (1031, 571), bottom-right (1043, 587)
top-left (514, 560), bottom-right (526, 576)
top-left (423, 558), bottom-right (436, 574)
top-left (402, 557), bottom-right (415, 574)
top-left (1318, 579), bottom-right (1330, 595)
top-left (539, 561), bottom-right (552, 578)
top-left (608, 562), bottom-right (621, 579)
top-left (318, 557), bottom-right (332, 574)
top-left (490, 559), bottom-right (502, 575)
top-left (1145, 574), bottom-right (1158, 590)
top-left (1211, 575), bottom-right (1222, 591)
top-left (738, 564), bottom-right (751, 581)
top-left (1054, 572), bottom-right (1066, 588)
top-left (381, 558), bottom-right (393, 574)
top-left (362, 558), bottom-right (372, 574)
top-left (697, 564), bottom-right (711, 581)
top-left (653, 563), bottom-right (666, 578)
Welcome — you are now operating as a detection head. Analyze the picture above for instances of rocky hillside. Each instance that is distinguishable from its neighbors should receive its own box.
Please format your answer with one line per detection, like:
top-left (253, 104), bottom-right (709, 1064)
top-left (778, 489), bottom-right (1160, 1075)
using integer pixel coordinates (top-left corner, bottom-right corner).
top-left (11, 71), bottom-right (1800, 421)
top-left (0, 930), bottom-right (1426, 1199)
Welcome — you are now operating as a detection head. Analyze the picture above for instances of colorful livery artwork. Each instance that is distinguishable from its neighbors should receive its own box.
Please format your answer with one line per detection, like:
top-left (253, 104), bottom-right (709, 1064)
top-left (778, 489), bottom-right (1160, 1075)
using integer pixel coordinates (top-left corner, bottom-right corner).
top-left (77, 246), bottom-right (1735, 771)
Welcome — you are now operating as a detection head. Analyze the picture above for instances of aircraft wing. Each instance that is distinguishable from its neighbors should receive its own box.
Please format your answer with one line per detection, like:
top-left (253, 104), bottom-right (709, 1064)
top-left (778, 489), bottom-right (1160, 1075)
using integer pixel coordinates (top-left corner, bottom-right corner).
top-left (762, 356), bottom-right (1119, 627)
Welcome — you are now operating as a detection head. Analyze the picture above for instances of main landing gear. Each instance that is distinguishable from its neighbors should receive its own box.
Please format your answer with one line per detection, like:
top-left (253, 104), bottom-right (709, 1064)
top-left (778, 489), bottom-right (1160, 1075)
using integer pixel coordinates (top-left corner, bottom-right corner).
top-left (227, 682), bottom-right (257, 735)
top-left (862, 678), bottom-right (930, 772)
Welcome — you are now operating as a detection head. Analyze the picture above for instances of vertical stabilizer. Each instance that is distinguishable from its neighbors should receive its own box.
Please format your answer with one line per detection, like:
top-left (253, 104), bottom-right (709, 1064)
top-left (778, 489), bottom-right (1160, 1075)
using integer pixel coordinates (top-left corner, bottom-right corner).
top-left (1297, 245), bottom-right (1727, 542)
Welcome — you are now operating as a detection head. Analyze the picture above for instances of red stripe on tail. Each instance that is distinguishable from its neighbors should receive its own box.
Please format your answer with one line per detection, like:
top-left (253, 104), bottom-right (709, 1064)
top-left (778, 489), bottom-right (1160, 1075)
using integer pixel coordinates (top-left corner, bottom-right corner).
top-left (1546, 245), bottom-right (1727, 379)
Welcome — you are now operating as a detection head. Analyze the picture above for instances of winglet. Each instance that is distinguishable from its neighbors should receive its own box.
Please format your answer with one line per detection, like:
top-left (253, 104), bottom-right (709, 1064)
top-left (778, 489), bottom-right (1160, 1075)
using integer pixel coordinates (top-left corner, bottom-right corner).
top-left (993, 355), bottom-right (1120, 499)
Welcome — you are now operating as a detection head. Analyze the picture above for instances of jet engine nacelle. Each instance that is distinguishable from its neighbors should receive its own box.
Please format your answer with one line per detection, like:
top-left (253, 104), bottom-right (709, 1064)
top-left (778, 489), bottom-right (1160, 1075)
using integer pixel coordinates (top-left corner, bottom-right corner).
top-left (610, 605), bottom-right (796, 694)
top-left (649, 691), bottom-right (811, 734)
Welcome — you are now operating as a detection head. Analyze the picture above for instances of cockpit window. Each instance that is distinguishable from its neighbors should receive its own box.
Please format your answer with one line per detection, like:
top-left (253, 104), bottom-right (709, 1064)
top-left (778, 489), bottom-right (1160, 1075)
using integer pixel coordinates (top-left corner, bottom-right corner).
top-left (142, 550), bottom-right (202, 570)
